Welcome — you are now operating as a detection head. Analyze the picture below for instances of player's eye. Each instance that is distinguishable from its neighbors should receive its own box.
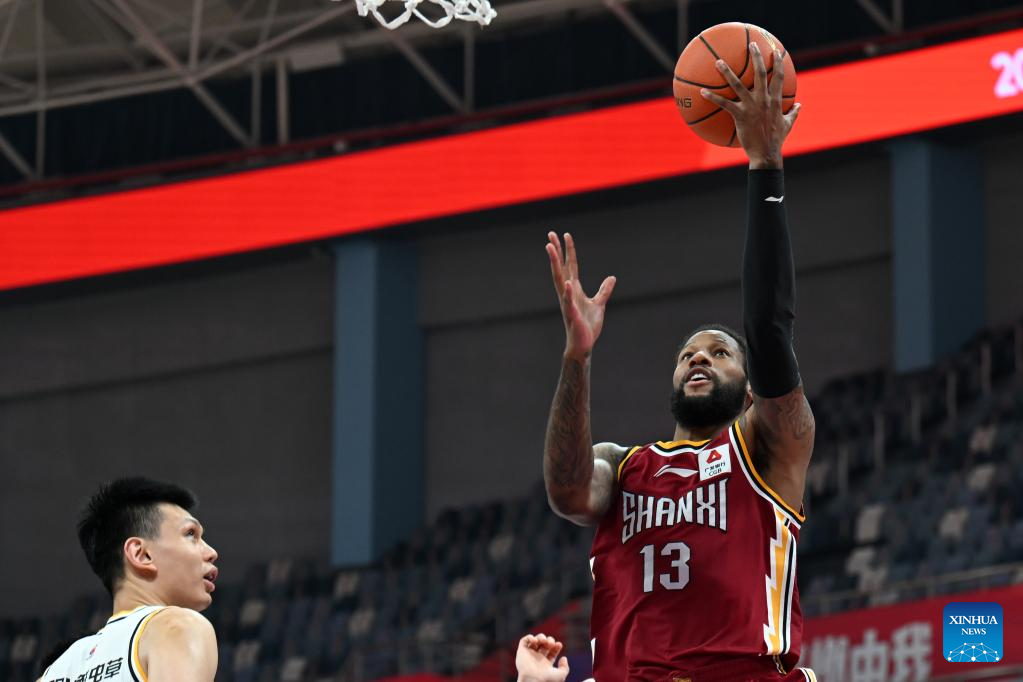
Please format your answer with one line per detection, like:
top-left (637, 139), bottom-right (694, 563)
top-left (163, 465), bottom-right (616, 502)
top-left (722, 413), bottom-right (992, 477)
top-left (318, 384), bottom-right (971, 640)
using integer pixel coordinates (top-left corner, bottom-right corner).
top-left (715, 350), bottom-right (729, 357)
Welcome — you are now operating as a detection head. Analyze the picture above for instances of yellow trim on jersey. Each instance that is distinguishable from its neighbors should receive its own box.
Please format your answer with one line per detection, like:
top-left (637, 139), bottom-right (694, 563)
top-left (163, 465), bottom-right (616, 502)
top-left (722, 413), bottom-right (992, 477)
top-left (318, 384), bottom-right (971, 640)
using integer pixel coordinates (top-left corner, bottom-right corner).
top-left (654, 437), bottom-right (711, 449)
top-left (616, 446), bottom-right (641, 480)
top-left (764, 509), bottom-right (795, 656)
top-left (107, 605), bottom-right (147, 623)
top-left (733, 421), bottom-right (806, 522)
top-left (805, 668), bottom-right (819, 682)
top-left (131, 608), bottom-right (164, 682)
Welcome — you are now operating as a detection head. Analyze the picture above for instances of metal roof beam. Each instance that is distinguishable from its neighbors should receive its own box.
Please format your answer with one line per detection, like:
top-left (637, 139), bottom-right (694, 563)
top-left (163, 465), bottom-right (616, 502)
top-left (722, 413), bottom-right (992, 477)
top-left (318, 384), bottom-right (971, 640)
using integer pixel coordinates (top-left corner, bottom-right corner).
top-left (34, 0), bottom-right (45, 177)
top-left (0, 0), bottom-right (676, 120)
top-left (604, 0), bottom-right (674, 72)
top-left (197, 2), bottom-right (353, 82)
top-left (105, 0), bottom-right (252, 147)
top-left (0, 131), bottom-right (34, 180)
top-left (0, 0), bottom-right (20, 62)
top-left (189, 0), bottom-right (204, 71)
top-left (198, 0), bottom-right (259, 67)
top-left (386, 28), bottom-right (466, 113)
top-left (856, 0), bottom-right (903, 34)
top-left (77, 0), bottom-right (147, 71)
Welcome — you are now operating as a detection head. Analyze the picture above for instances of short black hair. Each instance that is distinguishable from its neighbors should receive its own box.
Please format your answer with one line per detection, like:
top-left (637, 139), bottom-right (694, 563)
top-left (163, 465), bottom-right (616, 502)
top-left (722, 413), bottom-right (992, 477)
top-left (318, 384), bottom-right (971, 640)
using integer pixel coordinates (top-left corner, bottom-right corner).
top-left (77, 477), bottom-right (197, 596)
top-left (676, 323), bottom-right (749, 376)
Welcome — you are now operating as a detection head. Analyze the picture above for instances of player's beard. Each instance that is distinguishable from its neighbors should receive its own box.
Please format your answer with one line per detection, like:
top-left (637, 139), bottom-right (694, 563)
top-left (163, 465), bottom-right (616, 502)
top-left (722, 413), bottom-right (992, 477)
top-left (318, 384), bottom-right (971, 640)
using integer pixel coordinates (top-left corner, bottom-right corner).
top-left (670, 375), bottom-right (748, 429)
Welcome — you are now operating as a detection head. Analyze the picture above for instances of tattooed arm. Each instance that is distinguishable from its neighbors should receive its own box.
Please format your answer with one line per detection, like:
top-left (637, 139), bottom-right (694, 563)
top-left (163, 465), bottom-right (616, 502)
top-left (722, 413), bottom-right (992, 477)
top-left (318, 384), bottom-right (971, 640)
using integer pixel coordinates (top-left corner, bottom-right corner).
top-left (743, 391), bottom-right (814, 514)
top-left (706, 43), bottom-right (813, 511)
top-left (542, 232), bottom-right (619, 526)
top-left (544, 355), bottom-right (627, 525)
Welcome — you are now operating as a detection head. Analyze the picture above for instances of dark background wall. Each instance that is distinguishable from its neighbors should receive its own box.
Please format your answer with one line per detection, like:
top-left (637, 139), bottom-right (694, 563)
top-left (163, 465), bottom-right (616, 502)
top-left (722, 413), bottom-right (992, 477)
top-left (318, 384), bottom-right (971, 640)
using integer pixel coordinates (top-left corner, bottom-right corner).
top-left (1, 129), bottom-right (1021, 616)
top-left (0, 258), bottom-right (335, 616)
top-left (418, 153), bottom-right (894, 519)
top-left (985, 131), bottom-right (1023, 327)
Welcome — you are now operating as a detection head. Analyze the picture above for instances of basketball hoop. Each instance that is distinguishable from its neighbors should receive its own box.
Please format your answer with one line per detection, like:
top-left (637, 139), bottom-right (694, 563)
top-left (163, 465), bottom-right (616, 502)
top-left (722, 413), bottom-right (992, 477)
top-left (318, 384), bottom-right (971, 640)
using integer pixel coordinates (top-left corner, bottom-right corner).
top-left (345, 0), bottom-right (497, 30)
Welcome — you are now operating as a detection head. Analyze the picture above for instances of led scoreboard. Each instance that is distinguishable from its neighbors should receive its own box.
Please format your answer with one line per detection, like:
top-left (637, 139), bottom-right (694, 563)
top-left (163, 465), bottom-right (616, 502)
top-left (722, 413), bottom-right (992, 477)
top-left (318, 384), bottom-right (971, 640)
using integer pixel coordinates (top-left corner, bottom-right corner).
top-left (1, 27), bottom-right (1023, 291)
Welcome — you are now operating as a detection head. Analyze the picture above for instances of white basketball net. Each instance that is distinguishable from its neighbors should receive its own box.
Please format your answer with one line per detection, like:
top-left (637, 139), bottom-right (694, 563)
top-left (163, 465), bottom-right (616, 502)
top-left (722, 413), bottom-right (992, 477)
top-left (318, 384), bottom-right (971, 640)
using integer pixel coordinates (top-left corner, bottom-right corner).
top-left (348, 0), bottom-right (497, 29)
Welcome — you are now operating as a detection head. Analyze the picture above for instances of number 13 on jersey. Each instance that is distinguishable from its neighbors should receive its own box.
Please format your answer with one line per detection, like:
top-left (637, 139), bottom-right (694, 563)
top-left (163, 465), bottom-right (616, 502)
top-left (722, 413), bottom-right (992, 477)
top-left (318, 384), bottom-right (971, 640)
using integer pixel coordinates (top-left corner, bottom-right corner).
top-left (640, 541), bottom-right (691, 592)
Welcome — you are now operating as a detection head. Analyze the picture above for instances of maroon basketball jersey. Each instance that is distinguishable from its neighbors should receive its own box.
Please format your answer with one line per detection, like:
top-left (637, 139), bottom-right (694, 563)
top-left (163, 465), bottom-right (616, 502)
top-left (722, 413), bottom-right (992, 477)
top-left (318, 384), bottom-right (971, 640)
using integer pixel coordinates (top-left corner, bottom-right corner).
top-left (589, 420), bottom-right (805, 681)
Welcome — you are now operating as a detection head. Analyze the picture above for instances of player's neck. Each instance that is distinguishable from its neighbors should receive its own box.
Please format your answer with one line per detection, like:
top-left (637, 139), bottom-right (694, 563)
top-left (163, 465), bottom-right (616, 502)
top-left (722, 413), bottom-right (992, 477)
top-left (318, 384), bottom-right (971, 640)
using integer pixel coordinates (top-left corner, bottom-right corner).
top-left (672, 421), bottom-right (728, 442)
top-left (111, 582), bottom-right (167, 616)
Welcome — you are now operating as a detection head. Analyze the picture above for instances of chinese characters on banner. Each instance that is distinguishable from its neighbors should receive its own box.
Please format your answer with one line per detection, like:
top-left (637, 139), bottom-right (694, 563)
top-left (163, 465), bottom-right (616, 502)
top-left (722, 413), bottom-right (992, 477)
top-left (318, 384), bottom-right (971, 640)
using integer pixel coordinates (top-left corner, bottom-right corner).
top-left (803, 585), bottom-right (1023, 681)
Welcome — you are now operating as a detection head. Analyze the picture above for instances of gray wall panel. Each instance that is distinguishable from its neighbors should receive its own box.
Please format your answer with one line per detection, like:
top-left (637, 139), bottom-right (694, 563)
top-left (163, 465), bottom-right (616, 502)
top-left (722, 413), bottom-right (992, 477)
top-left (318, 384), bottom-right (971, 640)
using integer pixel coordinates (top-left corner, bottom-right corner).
top-left (0, 258), bottom-right (334, 616)
top-left (419, 158), bottom-right (891, 328)
top-left (0, 258), bottom-right (334, 399)
top-left (14, 143), bottom-right (1006, 610)
top-left (423, 258), bottom-right (892, 519)
top-left (421, 157), bottom-right (894, 518)
top-left (985, 132), bottom-right (1023, 327)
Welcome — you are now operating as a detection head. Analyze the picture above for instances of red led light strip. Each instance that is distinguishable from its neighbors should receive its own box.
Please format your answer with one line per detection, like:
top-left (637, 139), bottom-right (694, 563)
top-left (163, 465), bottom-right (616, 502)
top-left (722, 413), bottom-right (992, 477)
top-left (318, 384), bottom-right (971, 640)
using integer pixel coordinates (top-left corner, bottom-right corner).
top-left (2, 28), bottom-right (1023, 291)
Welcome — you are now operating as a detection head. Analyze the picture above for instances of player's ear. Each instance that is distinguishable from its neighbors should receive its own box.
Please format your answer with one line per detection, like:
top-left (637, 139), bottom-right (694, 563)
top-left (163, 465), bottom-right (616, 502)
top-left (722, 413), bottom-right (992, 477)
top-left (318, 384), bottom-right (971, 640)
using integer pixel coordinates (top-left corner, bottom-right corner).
top-left (744, 382), bottom-right (753, 408)
top-left (124, 537), bottom-right (157, 580)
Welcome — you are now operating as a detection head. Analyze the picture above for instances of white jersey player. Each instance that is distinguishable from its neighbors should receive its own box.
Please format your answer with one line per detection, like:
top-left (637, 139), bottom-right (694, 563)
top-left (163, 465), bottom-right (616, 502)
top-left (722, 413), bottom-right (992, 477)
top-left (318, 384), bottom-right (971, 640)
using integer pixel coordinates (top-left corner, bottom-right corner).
top-left (39, 478), bottom-right (219, 682)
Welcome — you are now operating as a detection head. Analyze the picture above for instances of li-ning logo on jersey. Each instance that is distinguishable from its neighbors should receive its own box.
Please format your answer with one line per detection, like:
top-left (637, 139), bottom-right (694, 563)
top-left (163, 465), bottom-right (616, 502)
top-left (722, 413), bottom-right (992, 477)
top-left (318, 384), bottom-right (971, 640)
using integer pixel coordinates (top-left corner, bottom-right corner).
top-left (654, 465), bottom-right (698, 478)
top-left (620, 480), bottom-right (728, 543)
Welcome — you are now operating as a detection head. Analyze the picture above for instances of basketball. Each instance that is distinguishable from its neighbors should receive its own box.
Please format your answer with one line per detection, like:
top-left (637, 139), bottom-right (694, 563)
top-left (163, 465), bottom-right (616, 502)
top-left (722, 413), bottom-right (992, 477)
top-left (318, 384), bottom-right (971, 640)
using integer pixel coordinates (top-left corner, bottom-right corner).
top-left (673, 22), bottom-right (797, 147)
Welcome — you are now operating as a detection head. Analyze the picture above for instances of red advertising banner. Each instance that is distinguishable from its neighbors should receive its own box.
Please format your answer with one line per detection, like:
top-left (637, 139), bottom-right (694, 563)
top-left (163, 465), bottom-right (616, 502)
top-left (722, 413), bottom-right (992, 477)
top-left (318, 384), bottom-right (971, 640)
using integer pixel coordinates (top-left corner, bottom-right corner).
top-left (803, 585), bottom-right (1023, 681)
top-left (2, 28), bottom-right (1023, 291)
top-left (370, 589), bottom-right (1023, 681)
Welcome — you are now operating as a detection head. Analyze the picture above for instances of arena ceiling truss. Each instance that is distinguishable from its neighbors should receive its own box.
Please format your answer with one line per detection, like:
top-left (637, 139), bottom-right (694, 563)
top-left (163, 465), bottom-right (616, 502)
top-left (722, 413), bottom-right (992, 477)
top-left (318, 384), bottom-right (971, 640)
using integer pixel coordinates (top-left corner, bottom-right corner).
top-left (0, 0), bottom-right (907, 182)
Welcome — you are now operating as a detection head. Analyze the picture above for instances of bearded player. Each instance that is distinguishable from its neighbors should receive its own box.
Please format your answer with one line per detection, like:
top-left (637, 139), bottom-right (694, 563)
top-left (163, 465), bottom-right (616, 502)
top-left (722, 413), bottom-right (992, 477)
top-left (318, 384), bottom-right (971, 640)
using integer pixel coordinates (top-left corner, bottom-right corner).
top-left (39, 477), bottom-right (219, 682)
top-left (543, 44), bottom-right (817, 681)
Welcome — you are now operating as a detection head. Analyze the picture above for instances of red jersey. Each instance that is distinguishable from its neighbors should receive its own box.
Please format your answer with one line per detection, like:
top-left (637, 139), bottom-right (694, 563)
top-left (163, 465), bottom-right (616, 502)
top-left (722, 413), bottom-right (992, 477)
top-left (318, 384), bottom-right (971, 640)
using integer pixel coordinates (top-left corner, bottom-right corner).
top-left (589, 420), bottom-right (805, 681)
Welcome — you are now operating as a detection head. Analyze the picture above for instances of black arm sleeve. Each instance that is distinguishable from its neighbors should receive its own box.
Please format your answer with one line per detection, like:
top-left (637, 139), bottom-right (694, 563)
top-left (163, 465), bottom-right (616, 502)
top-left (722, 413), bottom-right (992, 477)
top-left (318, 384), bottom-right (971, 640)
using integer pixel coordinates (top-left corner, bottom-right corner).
top-left (742, 168), bottom-right (801, 398)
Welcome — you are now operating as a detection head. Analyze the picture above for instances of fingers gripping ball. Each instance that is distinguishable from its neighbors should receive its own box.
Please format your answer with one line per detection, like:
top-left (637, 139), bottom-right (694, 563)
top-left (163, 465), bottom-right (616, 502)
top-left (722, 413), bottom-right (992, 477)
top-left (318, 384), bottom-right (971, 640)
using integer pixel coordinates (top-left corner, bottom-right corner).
top-left (673, 22), bottom-right (796, 147)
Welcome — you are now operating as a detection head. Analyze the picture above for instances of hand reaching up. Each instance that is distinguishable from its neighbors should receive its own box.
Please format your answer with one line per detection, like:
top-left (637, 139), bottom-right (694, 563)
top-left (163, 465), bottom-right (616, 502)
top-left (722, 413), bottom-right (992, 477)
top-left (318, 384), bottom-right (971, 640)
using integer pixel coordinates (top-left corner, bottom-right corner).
top-left (700, 42), bottom-right (801, 169)
top-left (516, 633), bottom-right (570, 682)
top-left (546, 232), bottom-right (616, 361)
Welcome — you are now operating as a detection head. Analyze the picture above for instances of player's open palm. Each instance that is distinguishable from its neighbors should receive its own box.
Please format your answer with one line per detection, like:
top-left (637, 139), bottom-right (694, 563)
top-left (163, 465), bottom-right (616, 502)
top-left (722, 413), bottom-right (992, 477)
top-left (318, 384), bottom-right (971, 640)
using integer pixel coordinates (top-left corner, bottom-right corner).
top-left (516, 634), bottom-right (570, 682)
top-left (546, 232), bottom-right (616, 360)
top-left (700, 42), bottom-right (800, 167)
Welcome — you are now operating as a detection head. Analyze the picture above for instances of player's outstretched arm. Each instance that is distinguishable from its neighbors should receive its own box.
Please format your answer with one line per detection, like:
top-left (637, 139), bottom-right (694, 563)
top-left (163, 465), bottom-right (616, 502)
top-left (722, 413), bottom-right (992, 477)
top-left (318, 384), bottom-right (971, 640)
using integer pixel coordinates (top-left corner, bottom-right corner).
top-left (516, 633), bottom-right (570, 682)
top-left (138, 607), bottom-right (218, 682)
top-left (543, 232), bottom-right (621, 526)
top-left (703, 44), bottom-right (814, 511)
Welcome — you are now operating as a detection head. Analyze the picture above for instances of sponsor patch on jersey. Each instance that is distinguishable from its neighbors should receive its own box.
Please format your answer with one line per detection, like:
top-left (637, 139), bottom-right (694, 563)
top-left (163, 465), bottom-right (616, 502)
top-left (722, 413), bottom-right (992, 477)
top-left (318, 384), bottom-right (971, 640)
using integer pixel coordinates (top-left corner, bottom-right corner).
top-left (698, 445), bottom-right (731, 480)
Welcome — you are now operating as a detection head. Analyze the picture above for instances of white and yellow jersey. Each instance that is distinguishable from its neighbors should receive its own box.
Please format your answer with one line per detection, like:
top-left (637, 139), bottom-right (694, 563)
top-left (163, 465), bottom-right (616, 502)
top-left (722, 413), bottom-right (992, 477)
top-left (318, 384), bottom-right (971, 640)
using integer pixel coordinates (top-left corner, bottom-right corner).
top-left (41, 605), bottom-right (166, 682)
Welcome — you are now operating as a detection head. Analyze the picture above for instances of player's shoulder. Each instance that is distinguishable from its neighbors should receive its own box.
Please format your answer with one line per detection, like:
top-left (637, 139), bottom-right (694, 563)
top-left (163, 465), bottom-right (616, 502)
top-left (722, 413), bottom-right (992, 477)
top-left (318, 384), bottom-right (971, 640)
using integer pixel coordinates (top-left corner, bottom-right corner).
top-left (594, 442), bottom-right (634, 471)
top-left (594, 441), bottom-right (645, 482)
top-left (146, 606), bottom-right (215, 639)
top-left (136, 608), bottom-right (217, 680)
top-left (37, 634), bottom-right (94, 681)
top-left (593, 441), bottom-right (629, 460)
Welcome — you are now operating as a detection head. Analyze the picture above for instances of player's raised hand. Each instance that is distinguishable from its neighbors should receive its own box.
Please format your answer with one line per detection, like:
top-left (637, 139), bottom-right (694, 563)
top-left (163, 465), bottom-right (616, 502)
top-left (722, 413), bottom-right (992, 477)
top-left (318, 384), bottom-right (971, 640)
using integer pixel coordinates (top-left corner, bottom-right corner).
top-left (546, 232), bottom-right (616, 361)
top-left (699, 42), bottom-right (801, 169)
top-left (515, 633), bottom-right (570, 682)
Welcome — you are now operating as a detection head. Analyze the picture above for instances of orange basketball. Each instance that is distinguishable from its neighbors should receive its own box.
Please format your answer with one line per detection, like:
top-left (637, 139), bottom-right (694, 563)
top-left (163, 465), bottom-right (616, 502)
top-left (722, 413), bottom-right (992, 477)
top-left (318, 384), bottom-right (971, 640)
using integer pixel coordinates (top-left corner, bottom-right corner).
top-left (673, 22), bottom-right (796, 147)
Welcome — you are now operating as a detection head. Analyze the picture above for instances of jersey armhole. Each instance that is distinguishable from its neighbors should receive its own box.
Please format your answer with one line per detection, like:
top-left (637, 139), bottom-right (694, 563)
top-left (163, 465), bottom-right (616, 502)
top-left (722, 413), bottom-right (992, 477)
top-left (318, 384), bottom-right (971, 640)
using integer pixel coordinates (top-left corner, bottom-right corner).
top-left (615, 446), bottom-right (641, 481)
top-left (130, 607), bottom-right (167, 682)
top-left (732, 421), bottom-right (806, 524)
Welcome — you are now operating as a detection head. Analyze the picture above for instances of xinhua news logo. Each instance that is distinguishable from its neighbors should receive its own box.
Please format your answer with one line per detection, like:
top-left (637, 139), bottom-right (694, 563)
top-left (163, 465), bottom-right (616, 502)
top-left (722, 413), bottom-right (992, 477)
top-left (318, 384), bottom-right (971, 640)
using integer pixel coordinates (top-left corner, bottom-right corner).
top-left (943, 602), bottom-right (1003, 663)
